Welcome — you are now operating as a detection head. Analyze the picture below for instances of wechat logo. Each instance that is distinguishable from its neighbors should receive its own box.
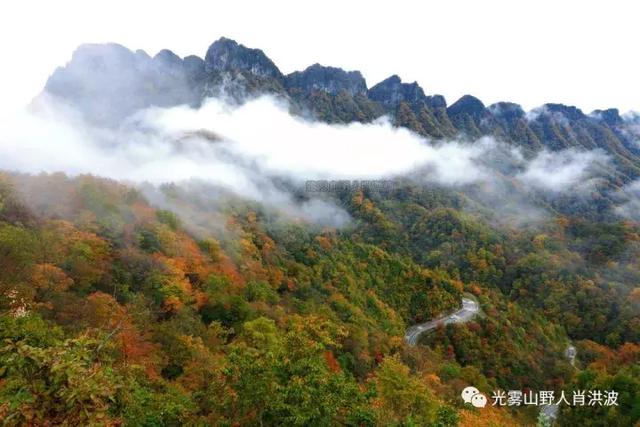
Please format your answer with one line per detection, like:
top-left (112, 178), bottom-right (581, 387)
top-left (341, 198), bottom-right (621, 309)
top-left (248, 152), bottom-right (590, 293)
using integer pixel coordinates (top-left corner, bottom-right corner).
top-left (461, 386), bottom-right (487, 408)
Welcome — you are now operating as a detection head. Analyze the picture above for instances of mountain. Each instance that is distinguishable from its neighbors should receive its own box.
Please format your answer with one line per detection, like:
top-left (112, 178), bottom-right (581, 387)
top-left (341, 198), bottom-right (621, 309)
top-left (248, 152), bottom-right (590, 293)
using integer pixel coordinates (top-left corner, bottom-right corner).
top-left (204, 37), bottom-right (283, 79)
top-left (45, 43), bottom-right (201, 125)
top-left (285, 63), bottom-right (367, 97)
top-left (43, 37), bottom-right (640, 180)
top-left (40, 36), bottom-right (640, 224)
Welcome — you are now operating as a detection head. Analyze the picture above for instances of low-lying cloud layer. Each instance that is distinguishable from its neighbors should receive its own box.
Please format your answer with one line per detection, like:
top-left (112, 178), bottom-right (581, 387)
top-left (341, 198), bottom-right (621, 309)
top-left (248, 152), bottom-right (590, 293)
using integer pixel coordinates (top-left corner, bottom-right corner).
top-left (0, 94), bottom-right (618, 227)
top-left (516, 149), bottom-right (609, 192)
top-left (615, 180), bottom-right (640, 221)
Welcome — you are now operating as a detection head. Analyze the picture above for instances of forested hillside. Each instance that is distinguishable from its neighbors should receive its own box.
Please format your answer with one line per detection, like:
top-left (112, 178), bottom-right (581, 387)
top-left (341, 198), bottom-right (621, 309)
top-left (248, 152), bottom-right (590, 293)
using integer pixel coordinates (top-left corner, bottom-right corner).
top-left (1, 171), bottom-right (638, 425)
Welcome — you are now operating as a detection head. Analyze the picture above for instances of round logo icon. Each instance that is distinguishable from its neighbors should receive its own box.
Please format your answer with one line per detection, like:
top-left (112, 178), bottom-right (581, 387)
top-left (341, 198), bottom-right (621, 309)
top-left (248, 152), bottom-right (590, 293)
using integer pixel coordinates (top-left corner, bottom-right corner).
top-left (461, 386), bottom-right (480, 403)
top-left (461, 385), bottom-right (487, 408)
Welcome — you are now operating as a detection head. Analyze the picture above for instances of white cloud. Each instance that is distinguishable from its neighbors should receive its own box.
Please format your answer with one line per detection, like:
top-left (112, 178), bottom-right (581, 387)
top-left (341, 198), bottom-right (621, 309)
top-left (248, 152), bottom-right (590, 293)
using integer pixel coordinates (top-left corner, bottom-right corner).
top-left (516, 149), bottom-right (609, 192)
top-left (615, 180), bottom-right (640, 221)
top-left (0, 94), bottom-right (620, 228)
top-left (1, 95), bottom-right (500, 187)
top-left (2, 95), bottom-right (490, 228)
top-left (144, 97), bottom-right (499, 185)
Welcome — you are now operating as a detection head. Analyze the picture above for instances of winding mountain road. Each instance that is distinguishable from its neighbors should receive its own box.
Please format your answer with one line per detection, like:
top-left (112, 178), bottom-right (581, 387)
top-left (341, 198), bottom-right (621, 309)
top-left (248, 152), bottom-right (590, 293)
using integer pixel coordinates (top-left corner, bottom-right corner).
top-left (405, 297), bottom-right (479, 346)
top-left (406, 296), bottom-right (578, 425)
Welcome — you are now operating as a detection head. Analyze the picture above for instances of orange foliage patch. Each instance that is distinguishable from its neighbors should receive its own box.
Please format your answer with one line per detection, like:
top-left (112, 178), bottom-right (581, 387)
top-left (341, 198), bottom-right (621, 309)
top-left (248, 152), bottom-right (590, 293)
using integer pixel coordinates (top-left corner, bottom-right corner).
top-left (211, 253), bottom-right (244, 287)
top-left (315, 236), bottom-right (333, 251)
top-left (163, 296), bottom-right (183, 313)
top-left (470, 283), bottom-right (482, 296)
top-left (324, 351), bottom-right (341, 373)
top-left (459, 405), bottom-right (522, 427)
top-left (31, 263), bottom-right (73, 292)
top-left (618, 342), bottom-right (640, 364)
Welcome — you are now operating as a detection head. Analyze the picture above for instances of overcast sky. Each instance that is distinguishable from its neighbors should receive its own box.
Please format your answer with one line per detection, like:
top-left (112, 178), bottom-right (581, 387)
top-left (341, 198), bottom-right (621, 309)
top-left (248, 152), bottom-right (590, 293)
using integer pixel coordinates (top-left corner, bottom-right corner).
top-left (1, 0), bottom-right (638, 116)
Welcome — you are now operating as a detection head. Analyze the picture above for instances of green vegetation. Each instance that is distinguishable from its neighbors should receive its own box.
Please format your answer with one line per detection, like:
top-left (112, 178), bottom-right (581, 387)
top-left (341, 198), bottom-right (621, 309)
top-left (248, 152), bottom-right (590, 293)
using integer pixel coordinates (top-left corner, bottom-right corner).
top-left (0, 172), bottom-right (638, 426)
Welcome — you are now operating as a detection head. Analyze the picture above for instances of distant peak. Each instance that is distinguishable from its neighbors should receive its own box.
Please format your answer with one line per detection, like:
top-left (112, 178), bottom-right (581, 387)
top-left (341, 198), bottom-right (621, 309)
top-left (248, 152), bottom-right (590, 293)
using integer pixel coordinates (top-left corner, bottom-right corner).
top-left (542, 103), bottom-right (586, 121)
top-left (591, 108), bottom-right (623, 126)
top-left (427, 94), bottom-right (447, 109)
top-left (135, 49), bottom-right (151, 60)
top-left (44, 42), bottom-right (201, 126)
top-left (368, 75), bottom-right (427, 109)
top-left (153, 49), bottom-right (182, 66)
top-left (383, 75), bottom-right (402, 85)
top-left (183, 55), bottom-right (206, 77)
top-left (489, 102), bottom-right (525, 120)
top-left (65, 43), bottom-right (139, 69)
top-left (204, 37), bottom-right (282, 79)
top-left (73, 42), bottom-right (132, 56)
top-left (286, 63), bottom-right (367, 96)
top-left (447, 95), bottom-right (486, 118)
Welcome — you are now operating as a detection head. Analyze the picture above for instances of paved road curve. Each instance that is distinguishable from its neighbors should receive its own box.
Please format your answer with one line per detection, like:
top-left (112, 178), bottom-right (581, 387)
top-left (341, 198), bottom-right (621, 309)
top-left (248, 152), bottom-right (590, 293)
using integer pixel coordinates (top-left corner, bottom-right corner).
top-left (405, 297), bottom-right (479, 346)
top-left (405, 296), bottom-right (577, 425)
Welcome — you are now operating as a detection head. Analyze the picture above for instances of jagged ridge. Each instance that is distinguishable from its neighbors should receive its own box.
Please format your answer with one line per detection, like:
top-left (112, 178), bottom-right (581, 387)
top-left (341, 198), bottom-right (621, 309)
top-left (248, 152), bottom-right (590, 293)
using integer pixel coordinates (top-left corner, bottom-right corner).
top-left (43, 37), bottom-right (640, 179)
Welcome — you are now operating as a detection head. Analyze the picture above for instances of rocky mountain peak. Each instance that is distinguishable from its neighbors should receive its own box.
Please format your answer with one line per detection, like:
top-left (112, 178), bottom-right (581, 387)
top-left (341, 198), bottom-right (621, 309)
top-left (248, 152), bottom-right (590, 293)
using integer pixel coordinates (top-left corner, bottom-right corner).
top-left (40, 37), bottom-right (639, 153)
top-left (183, 55), bottom-right (206, 79)
top-left (592, 108), bottom-right (623, 127)
top-left (447, 95), bottom-right (487, 119)
top-left (542, 103), bottom-right (586, 121)
top-left (426, 95), bottom-right (447, 110)
top-left (153, 49), bottom-right (183, 67)
top-left (44, 43), bottom-right (148, 123)
top-left (47, 43), bottom-right (143, 87)
top-left (285, 64), bottom-right (367, 96)
top-left (368, 75), bottom-right (427, 110)
top-left (204, 37), bottom-right (282, 79)
top-left (44, 43), bottom-right (201, 126)
top-left (489, 102), bottom-right (525, 120)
